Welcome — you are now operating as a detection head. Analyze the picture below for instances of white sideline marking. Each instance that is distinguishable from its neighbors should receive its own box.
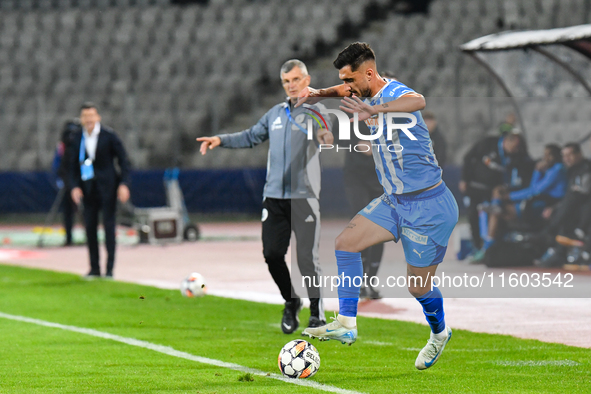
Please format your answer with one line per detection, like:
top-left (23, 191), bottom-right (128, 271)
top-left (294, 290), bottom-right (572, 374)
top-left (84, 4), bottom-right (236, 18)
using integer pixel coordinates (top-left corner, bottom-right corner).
top-left (365, 340), bottom-right (394, 346)
top-left (402, 347), bottom-right (551, 352)
top-left (0, 312), bottom-right (364, 394)
top-left (496, 360), bottom-right (581, 367)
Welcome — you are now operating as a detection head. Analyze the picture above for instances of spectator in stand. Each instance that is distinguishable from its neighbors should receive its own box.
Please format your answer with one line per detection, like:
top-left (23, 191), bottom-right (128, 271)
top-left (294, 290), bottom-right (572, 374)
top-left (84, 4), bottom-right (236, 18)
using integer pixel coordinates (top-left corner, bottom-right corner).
top-left (499, 112), bottom-right (517, 135)
top-left (459, 133), bottom-right (532, 255)
top-left (485, 144), bottom-right (567, 245)
top-left (423, 111), bottom-right (447, 167)
top-left (536, 143), bottom-right (591, 267)
top-left (562, 197), bottom-right (591, 266)
top-left (52, 119), bottom-right (82, 246)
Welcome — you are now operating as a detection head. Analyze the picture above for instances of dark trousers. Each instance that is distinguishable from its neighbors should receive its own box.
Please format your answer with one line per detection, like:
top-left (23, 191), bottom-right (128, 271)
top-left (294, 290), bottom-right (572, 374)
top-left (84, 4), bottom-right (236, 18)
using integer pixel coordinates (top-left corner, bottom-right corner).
top-left (82, 182), bottom-right (117, 274)
top-left (262, 198), bottom-right (323, 317)
top-left (61, 188), bottom-right (75, 244)
top-left (545, 192), bottom-right (584, 239)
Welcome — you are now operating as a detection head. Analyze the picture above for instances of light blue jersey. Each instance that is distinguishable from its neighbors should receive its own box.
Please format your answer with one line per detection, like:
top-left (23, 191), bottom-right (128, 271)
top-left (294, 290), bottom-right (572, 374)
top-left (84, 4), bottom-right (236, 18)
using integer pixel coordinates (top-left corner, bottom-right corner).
top-left (365, 79), bottom-right (441, 195)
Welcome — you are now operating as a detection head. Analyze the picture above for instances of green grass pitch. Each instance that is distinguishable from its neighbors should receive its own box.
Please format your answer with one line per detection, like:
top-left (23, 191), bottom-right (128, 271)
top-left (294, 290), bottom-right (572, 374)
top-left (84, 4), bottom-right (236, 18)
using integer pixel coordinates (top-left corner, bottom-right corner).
top-left (0, 264), bottom-right (589, 393)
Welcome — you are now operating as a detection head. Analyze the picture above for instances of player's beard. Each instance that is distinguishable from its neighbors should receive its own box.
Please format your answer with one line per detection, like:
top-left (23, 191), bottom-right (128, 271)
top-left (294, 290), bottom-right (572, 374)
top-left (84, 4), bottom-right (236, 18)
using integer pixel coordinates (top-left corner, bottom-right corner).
top-left (361, 87), bottom-right (372, 97)
top-left (350, 87), bottom-right (372, 98)
top-left (355, 84), bottom-right (373, 97)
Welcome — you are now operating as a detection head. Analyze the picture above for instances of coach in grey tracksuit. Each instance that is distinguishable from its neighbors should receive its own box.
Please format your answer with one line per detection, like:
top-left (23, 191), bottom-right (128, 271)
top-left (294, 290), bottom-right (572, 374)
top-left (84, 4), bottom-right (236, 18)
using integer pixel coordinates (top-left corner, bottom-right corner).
top-left (197, 60), bottom-right (333, 334)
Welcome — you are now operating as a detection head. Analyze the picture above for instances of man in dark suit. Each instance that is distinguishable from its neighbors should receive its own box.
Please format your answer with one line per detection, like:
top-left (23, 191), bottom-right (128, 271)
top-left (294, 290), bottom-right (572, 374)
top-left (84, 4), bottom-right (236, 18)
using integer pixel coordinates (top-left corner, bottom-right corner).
top-left (70, 102), bottom-right (131, 278)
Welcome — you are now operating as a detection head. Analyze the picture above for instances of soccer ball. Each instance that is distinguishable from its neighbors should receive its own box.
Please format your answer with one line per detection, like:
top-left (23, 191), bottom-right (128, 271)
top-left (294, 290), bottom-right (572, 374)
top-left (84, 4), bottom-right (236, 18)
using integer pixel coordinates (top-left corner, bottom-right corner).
top-left (278, 339), bottom-right (320, 379)
top-left (180, 272), bottom-right (207, 297)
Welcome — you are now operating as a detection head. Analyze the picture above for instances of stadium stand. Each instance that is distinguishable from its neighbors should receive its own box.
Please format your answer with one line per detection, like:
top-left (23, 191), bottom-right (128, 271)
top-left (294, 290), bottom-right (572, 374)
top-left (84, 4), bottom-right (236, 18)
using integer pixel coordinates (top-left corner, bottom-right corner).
top-left (307, 0), bottom-right (591, 161)
top-left (0, 0), bottom-right (589, 171)
top-left (0, 0), bottom-right (384, 170)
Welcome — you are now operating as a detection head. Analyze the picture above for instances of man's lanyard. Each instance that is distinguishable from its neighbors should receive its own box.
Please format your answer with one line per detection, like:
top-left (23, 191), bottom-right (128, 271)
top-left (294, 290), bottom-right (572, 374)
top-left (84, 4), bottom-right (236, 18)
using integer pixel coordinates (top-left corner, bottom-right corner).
top-left (80, 132), bottom-right (95, 164)
top-left (79, 132), bottom-right (95, 181)
top-left (284, 105), bottom-right (309, 136)
top-left (79, 132), bottom-right (87, 163)
top-left (285, 103), bottom-right (323, 148)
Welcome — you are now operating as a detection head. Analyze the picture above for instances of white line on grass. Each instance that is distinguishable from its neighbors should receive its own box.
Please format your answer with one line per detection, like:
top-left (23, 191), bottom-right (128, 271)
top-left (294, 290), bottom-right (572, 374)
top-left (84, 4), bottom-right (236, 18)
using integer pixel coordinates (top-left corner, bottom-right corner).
top-left (402, 347), bottom-right (551, 352)
top-left (495, 360), bottom-right (581, 367)
top-left (364, 340), bottom-right (394, 346)
top-left (0, 312), bottom-right (364, 394)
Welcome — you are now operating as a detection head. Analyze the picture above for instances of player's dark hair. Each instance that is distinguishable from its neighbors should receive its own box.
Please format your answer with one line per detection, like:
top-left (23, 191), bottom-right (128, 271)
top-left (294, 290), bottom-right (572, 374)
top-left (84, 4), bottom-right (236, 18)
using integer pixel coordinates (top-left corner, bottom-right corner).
top-left (333, 42), bottom-right (376, 71)
top-left (80, 102), bottom-right (99, 112)
top-left (563, 142), bottom-right (581, 154)
top-left (61, 119), bottom-right (81, 143)
top-left (545, 144), bottom-right (562, 163)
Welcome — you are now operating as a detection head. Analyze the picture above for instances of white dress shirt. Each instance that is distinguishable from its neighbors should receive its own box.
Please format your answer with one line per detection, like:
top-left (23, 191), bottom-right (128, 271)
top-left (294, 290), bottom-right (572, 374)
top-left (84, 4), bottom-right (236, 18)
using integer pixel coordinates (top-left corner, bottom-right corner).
top-left (83, 122), bottom-right (101, 161)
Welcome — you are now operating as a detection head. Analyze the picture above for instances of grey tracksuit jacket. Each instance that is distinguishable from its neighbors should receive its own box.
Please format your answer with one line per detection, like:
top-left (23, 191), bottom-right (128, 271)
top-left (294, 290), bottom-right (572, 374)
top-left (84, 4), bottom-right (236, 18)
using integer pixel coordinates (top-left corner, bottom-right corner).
top-left (218, 100), bottom-right (331, 199)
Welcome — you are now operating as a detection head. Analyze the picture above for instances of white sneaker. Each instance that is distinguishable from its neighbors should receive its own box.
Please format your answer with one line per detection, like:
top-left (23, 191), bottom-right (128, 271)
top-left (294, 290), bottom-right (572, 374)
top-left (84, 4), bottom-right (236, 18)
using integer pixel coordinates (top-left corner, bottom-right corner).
top-left (415, 326), bottom-right (452, 370)
top-left (302, 315), bottom-right (357, 345)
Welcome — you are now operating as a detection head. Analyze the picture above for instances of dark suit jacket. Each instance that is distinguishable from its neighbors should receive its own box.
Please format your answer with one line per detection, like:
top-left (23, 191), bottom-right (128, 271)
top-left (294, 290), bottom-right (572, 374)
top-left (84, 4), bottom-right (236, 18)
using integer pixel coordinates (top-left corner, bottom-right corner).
top-left (70, 125), bottom-right (130, 200)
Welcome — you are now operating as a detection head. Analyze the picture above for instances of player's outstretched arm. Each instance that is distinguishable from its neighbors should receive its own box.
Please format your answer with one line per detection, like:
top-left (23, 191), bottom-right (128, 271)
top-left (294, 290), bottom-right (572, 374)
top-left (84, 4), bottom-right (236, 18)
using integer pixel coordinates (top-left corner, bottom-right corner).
top-left (295, 85), bottom-right (349, 107)
top-left (196, 136), bottom-right (221, 155)
top-left (340, 93), bottom-right (426, 121)
top-left (378, 92), bottom-right (426, 113)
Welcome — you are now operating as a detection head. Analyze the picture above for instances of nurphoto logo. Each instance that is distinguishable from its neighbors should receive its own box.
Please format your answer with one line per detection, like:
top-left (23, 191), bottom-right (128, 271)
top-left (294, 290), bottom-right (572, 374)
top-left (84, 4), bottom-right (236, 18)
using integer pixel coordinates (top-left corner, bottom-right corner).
top-left (301, 108), bottom-right (418, 152)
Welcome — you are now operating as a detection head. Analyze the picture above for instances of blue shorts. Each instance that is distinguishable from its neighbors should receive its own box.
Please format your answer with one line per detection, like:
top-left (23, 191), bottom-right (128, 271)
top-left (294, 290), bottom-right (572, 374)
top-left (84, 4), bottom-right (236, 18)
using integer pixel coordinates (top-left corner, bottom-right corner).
top-left (358, 181), bottom-right (459, 268)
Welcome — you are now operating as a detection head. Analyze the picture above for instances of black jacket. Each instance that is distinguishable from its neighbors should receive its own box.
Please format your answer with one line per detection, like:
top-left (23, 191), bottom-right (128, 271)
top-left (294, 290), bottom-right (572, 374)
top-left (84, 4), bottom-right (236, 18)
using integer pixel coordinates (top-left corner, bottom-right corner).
top-left (566, 159), bottom-right (591, 194)
top-left (546, 159), bottom-right (591, 233)
top-left (462, 136), bottom-right (533, 192)
top-left (57, 126), bottom-right (79, 189)
top-left (70, 125), bottom-right (130, 197)
top-left (430, 127), bottom-right (447, 167)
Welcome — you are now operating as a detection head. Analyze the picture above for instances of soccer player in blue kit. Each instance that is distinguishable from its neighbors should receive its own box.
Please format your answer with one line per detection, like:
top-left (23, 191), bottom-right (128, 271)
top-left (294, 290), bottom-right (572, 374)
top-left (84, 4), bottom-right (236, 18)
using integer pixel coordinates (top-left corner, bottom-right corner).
top-left (299, 42), bottom-right (459, 370)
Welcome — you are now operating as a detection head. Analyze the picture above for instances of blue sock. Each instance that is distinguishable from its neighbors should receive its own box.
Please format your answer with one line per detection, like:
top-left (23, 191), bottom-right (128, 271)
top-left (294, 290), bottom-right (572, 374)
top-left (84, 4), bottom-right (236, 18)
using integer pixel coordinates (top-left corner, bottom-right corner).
top-left (416, 286), bottom-right (445, 334)
top-left (478, 210), bottom-right (489, 244)
top-left (335, 250), bottom-right (362, 317)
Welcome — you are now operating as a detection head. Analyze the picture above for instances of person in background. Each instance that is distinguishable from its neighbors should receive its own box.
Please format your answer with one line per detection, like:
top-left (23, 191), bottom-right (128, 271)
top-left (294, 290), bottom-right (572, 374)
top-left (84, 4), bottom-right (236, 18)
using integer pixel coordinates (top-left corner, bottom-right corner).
top-left (536, 143), bottom-right (591, 267)
top-left (52, 119), bottom-right (81, 246)
top-left (459, 133), bottom-right (527, 253)
top-left (485, 144), bottom-right (566, 244)
top-left (70, 102), bottom-right (131, 279)
top-left (197, 60), bottom-right (333, 334)
top-left (499, 112), bottom-right (516, 135)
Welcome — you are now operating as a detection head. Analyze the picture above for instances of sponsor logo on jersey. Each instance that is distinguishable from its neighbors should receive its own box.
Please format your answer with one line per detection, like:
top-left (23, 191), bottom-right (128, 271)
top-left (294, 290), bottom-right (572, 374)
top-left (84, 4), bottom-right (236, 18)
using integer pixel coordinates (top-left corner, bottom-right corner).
top-left (402, 227), bottom-right (428, 245)
top-left (272, 116), bottom-right (282, 130)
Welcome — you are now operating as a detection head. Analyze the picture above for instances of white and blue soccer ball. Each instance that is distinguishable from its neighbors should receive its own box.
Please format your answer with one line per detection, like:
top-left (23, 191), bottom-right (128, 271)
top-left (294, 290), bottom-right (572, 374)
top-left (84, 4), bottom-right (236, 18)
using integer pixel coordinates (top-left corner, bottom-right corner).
top-left (278, 339), bottom-right (320, 379)
top-left (180, 272), bottom-right (207, 297)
